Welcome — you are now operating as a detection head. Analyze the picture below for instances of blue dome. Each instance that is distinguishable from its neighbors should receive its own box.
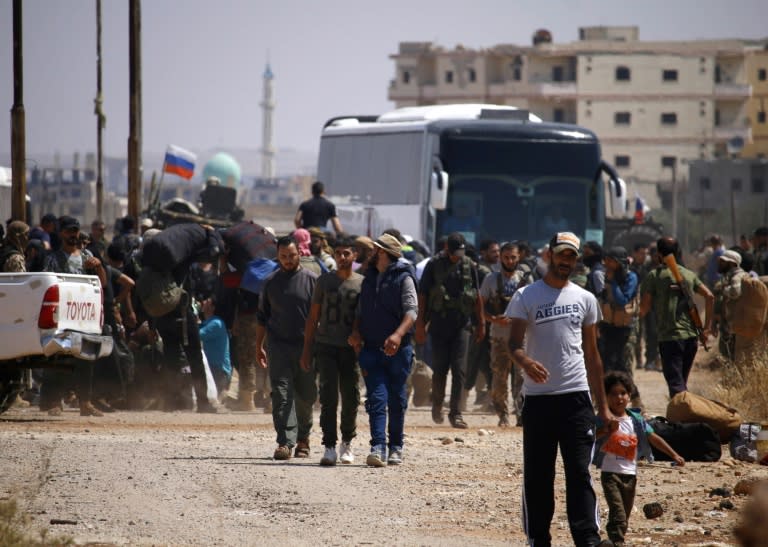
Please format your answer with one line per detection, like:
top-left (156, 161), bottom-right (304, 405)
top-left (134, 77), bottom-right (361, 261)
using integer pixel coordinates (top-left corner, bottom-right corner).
top-left (202, 153), bottom-right (241, 189)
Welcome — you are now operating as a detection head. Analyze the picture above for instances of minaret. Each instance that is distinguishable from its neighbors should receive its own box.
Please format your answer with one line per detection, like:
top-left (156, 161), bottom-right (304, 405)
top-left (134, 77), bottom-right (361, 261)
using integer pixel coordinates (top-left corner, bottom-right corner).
top-left (260, 63), bottom-right (275, 179)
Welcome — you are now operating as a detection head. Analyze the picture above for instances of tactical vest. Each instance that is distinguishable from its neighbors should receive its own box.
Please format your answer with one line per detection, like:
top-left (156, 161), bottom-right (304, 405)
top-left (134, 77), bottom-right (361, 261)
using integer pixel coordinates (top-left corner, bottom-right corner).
top-left (486, 271), bottom-right (515, 316)
top-left (600, 278), bottom-right (639, 327)
top-left (427, 256), bottom-right (478, 319)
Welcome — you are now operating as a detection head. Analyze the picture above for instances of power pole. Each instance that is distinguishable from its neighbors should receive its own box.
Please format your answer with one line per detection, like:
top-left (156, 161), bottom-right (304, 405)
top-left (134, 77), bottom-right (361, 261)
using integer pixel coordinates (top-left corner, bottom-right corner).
top-left (11, 0), bottom-right (27, 222)
top-left (127, 0), bottom-right (142, 220)
top-left (95, 0), bottom-right (105, 221)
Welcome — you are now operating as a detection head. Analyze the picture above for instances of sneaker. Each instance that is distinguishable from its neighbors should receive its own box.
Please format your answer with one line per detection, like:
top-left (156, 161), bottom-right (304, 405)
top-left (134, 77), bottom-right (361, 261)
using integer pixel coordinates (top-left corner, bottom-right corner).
top-left (294, 439), bottom-right (310, 458)
top-left (273, 445), bottom-right (291, 460)
top-left (387, 447), bottom-right (403, 465)
top-left (449, 414), bottom-right (468, 429)
top-left (339, 441), bottom-right (354, 464)
top-left (320, 446), bottom-right (337, 466)
top-left (366, 445), bottom-right (387, 467)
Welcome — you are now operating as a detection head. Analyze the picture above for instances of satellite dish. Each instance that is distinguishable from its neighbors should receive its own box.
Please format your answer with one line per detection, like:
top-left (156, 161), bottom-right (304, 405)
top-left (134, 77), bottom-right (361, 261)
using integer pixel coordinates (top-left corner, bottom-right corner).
top-left (727, 136), bottom-right (745, 155)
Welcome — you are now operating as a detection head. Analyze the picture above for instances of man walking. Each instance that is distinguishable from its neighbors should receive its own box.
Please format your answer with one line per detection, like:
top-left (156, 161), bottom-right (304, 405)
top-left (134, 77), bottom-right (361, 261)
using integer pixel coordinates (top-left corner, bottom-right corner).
top-left (257, 235), bottom-right (318, 460)
top-left (301, 236), bottom-right (363, 466)
top-left (416, 232), bottom-right (484, 429)
top-left (480, 242), bottom-right (529, 427)
top-left (506, 232), bottom-right (614, 547)
top-left (640, 237), bottom-right (714, 398)
top-left (294, 181), bottom-right (343, 234)
top-left (348, 233), bottom-right (418, 467)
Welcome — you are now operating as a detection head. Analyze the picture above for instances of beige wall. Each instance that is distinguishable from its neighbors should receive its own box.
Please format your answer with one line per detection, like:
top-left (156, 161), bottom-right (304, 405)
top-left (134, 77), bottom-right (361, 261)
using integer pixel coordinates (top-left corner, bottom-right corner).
top-left (743, 49), bottom-right (768, 157)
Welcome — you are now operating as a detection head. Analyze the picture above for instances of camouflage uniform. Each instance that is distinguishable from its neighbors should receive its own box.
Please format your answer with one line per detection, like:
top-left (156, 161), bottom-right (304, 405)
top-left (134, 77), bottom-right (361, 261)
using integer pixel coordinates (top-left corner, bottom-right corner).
top-left (234, 312), bottom-right (270, 410)
top-left (0, 221), bottom-right (29, 273)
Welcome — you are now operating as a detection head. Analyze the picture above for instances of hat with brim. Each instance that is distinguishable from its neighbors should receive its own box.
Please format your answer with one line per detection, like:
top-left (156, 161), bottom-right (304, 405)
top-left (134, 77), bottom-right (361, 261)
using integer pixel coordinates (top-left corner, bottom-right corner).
top-left (549, 232), bottom-right (581, 255)
top-left (719, 249), bottom-right (742, 266)
top-left (373, 233), bottom-right (402, 258)
top-left (59, 216), bottom-right (80, 232)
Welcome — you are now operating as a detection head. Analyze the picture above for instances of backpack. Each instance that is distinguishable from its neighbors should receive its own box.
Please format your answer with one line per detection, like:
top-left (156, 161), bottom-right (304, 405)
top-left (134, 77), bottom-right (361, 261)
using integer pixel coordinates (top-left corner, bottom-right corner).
top-left (221, 221), bottom-right (277, 272)
top-left (648, 416), bottom-right (722, 462)
top-left (136, 267), bottom-right (186, 318)
top-left (666, 391), bottom-right (742, 443)
top-left (426, 255), bottom-right (478, 319)
top-left (729, 276), bottom-right (768, 339)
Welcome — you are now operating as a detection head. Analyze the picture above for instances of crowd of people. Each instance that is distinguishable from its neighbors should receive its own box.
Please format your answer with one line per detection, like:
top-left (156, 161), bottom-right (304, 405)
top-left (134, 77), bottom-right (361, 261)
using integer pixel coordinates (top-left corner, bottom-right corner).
top-left (3, 199), bottom-right (768, 546)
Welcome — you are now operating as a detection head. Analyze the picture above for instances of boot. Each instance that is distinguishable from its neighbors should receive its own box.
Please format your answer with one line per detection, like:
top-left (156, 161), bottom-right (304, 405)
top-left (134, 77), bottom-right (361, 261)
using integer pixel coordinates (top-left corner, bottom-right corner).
top-left (431, 375), bottom-right (447, 424)
top-left (236, 389), bottom-right (257, 411)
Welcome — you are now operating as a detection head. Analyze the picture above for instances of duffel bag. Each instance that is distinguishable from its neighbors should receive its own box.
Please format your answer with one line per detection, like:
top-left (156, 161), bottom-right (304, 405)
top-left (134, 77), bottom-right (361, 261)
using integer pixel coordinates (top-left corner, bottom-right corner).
top-left (648, 416), bottom-right (721, 462)
top-left (666, 391), bottom-right (742, 443)
top-left (142, 224), bottom-right (221, 272)
top-left (222, 221), bottom-right (277, 272)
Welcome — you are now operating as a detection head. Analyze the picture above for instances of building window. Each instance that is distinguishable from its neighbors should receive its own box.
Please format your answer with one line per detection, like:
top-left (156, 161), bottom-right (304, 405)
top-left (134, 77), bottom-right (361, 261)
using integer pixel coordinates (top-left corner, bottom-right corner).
top-left (615, 66), bottom-right (631, 81)
top-left (732, 179), bottom-right (742, 191)
top-left (615, 155), bottom-right (631, 168)
top-left (402, 70), bottom-right (410, 84)
top-left (70, 188), bottom-right (81, 199)
top-left (614, 112), bottom-right (631, 125)
top-left (715, 109), bottom-right (721, 126)
top-left (512, 66), bottom-right (521, 81)
top-left (662, 69), bottom-right (678, 82)
top-left (661, 112), bottom-right (678, 125)
top-left (661, 156), bottom-right (677, 168)
top-left (759, 68), bottom-right (767, 81)
top-left (467, 68), bottom-right (476, 82)
top-left (553, 108), bottom-right (564, 122)
top-left (758, 111), bottom-right (767, 124)
top-left (445, 70), bottom-right (453, 84)
top-left (552, 66), bottom-right (564, 82)
top-left (753, 179), bottom-right (766, 194)
top-left (585, 109), bottom-right (592, 117)
top-left (699, 177), bottom-right (711, 190)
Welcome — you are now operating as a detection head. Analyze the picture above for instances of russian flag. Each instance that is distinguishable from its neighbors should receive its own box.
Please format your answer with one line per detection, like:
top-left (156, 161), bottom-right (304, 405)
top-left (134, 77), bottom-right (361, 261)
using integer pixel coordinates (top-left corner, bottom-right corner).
top-left (634, 195), bottom-right (648, 224)
top-left (164, 145), bottom-right (196, 180)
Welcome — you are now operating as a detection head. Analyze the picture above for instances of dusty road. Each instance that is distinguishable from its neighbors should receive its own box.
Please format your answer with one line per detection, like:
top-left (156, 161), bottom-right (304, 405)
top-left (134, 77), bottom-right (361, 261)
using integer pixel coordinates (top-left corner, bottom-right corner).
top-left (1, 364), bottom-right (766, 546)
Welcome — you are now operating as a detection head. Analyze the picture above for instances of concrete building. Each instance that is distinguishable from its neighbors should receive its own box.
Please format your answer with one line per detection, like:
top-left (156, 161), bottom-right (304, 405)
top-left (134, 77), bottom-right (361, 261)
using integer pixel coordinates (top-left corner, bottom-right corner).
top-left (742, 47), bottom-right (768, 158)
top-left (388, 27), bottom-right (767, 190)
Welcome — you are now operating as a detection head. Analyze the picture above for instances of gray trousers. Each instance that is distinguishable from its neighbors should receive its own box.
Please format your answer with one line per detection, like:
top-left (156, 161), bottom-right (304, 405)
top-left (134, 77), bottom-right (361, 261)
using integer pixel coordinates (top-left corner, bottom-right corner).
top-left (266, 338), bottom-right (317, 447)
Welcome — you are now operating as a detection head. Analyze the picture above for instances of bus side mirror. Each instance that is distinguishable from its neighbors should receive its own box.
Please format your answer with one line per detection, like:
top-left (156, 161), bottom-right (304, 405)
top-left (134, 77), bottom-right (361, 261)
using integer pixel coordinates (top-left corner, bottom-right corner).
top-left (609, 176), bottom-right (628, 217)
top-left (430, 169), bottom-right (449, 210)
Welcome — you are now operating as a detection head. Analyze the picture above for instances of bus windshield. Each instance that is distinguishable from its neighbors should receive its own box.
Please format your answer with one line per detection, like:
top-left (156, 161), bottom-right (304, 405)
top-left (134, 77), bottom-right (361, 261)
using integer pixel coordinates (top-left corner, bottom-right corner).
top-left (436, 136), bottom-right (602, 247)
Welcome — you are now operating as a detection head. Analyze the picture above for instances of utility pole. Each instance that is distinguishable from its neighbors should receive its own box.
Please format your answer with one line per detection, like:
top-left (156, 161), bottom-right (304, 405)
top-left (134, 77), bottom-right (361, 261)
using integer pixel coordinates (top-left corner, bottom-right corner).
top-left (95, 0), bottom-right (105, 221)
top-left (670, 159), bottom-right (678, 240)
top-left (127, 0), bottom-right (142, 220)
top-left (11, 0), bottom-right (27, 222)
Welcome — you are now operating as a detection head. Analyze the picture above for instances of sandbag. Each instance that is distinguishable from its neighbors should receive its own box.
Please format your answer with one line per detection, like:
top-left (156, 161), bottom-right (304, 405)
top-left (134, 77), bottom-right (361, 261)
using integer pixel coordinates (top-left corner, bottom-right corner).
top-left (136, 267), bottom-right (186, 318)
top-left (141, 224), bottom-right (221, 272)
top-left (666, 391), bottom-right (742, 443)
top-left (648, 417), bottom-right (721, 462)
top-left (729, 277), bottom-right (768, 339)
top-left (222, 221), bottom-right (277, 272)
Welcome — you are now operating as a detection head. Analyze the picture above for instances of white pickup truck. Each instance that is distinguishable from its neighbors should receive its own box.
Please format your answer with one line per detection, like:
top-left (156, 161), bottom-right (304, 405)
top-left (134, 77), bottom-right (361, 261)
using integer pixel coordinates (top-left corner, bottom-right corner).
top-left (0, 272), bottom-right (114, 413)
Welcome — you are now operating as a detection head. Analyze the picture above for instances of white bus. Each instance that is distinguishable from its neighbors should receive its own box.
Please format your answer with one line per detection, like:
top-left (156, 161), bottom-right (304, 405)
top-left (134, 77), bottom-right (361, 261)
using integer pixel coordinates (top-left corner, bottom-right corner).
top-left (317, 104), bottom-right (626, 251)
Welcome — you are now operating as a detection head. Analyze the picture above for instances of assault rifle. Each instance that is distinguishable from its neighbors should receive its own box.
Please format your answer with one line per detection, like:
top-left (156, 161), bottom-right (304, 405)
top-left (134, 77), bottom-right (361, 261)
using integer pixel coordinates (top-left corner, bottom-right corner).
top-left (662, 253), bottom-right (708, 350)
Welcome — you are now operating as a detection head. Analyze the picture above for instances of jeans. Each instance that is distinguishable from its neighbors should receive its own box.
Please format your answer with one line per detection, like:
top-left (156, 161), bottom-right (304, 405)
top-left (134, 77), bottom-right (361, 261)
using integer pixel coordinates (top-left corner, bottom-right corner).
top-left (430, 327), bottom-right (470, 417)
top-left (601, 471), bottom-right (637, 546)
top-left (266, 338), bottom-right (317, 447)
top-left (358, 344), bottom-right (413, 450)
top-left (315, 342), bottom-right (360, 447)
top-left (521, 391), bottom-right (601, 547)
top-left (659, 337), bottom-right (698, 398)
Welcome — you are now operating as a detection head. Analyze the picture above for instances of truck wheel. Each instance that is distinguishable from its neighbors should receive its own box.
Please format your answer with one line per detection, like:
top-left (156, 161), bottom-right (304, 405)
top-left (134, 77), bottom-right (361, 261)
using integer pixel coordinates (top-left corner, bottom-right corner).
top-left (0, 369), bottom-right (24, 414)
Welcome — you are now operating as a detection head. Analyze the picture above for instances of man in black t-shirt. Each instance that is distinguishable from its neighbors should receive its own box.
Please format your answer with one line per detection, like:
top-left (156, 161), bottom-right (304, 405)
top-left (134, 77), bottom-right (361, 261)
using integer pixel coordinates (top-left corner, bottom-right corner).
top-left (294, 181), bottom-right (343, 234)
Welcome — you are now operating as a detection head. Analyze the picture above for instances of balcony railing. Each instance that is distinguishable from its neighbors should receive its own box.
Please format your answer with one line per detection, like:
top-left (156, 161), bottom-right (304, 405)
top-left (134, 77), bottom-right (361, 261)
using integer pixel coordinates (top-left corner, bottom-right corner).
top-left (714, 83), bottom-right (752, 99)
top-left (713, 126), bottom-right (752, 141)
top-left (530, 81), bottom-right (578, 97)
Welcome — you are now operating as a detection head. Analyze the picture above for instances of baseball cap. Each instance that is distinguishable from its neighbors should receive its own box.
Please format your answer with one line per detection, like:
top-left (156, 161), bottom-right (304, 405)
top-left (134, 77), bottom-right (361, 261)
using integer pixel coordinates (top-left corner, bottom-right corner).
top-left (373, 233), bottom-right (403, 258)
top-left (549, 232), bottom-right (581, 255)
top-left (446, 232), bottom-right (466, 256)
top-left (59, 216), bottom-right (80, 232)
top-left (605, 246), bottom-right (629, 264)
top-left (719, 249), bottom-right (742, 266)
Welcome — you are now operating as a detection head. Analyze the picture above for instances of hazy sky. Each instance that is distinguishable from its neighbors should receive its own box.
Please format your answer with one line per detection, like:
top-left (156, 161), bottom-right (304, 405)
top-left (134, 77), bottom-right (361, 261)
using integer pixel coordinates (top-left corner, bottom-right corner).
top-left (1, 0), bottom-right (767, 165)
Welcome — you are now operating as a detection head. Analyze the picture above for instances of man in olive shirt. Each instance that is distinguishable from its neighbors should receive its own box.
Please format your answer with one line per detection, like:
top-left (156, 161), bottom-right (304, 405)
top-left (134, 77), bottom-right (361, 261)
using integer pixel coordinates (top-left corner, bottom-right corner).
top-left (257, 235), bottom-right (318, 460)
top-left (301, 236), bottom-right (363, 466)
top-left (640, 237), bottom-right (714, 398)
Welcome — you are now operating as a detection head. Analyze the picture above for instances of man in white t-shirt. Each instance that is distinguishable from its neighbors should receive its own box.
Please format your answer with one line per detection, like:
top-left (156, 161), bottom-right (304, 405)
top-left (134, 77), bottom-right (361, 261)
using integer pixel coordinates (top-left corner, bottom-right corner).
top-left (505, 231), bottom-right (616, 547)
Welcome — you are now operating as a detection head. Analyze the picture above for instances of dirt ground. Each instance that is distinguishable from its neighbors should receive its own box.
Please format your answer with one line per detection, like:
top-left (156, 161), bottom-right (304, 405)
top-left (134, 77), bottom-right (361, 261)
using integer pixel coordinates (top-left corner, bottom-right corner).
top-left (2, 356), bottom-right (767, 547)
